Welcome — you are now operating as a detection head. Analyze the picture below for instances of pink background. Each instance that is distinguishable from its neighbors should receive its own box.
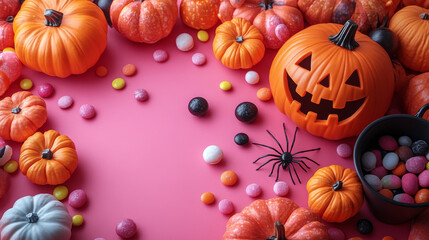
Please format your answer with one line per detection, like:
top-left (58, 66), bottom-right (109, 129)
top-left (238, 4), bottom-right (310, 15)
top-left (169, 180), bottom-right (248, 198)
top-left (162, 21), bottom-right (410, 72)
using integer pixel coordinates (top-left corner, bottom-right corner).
top-left (0, 10), bottom-right (414, 240)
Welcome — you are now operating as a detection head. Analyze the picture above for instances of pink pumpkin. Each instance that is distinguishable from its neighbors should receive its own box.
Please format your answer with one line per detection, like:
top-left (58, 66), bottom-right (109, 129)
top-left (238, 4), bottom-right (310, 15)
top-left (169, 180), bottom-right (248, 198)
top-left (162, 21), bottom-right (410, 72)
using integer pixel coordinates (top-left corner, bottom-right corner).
top-left (0, 51), bottom-right (23, 96)
top-left (218, 0), bottom-right (304, 49)
top-left (0, 0), bottom-right (20, 19)
top-left (0, 16), bottom-right (14, 50)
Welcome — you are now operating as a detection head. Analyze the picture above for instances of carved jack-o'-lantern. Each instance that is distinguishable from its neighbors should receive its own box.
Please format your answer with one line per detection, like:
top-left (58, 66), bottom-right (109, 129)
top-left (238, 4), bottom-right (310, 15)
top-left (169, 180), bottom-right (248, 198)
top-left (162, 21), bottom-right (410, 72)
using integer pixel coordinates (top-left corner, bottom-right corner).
top-left (270, 20), bottom-right (394, 140)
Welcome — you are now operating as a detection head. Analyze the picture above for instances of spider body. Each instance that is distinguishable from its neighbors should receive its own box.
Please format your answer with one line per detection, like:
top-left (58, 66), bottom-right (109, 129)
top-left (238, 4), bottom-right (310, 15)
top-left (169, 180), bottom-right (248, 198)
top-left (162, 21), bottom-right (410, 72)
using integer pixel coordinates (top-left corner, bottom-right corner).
top-left (253, 123), bottom-right (320, 184)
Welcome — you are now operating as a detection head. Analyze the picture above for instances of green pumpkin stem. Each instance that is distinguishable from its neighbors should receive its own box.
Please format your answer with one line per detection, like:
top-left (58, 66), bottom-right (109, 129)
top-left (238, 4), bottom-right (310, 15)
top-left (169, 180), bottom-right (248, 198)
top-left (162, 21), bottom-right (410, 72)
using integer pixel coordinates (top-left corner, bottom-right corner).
top-left (6, 16), bottom-right (13, 23)
top-left (329, 20), bottom-right (359, 50)
top-left (333, 181), bottom-right (343, 191)
top-left (421, 13), bottom-right (429, 20)
top-left (26, 213), bottom-right (39, 223)
top-left (41, 149), bottom-right (53, 160)
top-left (236, 36), bottom-right (244, 43)
top-left (11, 107), bottom-right (21, 114)
top-left (44, 9), bottom-right (63, 27)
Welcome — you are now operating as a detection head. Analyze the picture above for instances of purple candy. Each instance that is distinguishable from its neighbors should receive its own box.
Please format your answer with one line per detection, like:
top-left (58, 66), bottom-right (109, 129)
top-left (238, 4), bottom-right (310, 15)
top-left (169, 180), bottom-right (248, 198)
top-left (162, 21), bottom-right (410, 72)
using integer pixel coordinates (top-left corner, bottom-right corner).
top-left (382, 152), bottom-right (399, 170)
top-left (393, 193), bottom-right (415, 204)
top-left (362, 151), bottom-right (377, 171)
top-left (364, 174), bottom-right (382, 191)
top-left (402, 173), bottom-right (419, 195)
top-left (134, 89), bottom-right (149, 102)
top-left (371, 166), bottom-right (388, 179)
top-left (37, 83), bottom-right (54, 98)
top-left (406, 156), bottom-right (427, 174)
top-left (381, 175), bottom-right (402, 189)
top-left (379, 135), bottom-right (398, 151)
top-left (418, 170), bottom-right (429, 187)
top-left (80, 104), bottom-right (96, 119)
top-left (336, 143), bottom-right (352, 158)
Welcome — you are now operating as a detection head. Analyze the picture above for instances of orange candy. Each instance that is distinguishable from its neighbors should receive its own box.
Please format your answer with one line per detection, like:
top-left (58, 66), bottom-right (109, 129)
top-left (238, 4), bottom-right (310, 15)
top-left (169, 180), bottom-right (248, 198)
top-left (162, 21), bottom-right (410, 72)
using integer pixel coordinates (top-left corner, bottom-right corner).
top-left (392, 162), bottom-right (406, 176)
top-left (257, 87), bottom-right (272, 101)
top-left (122, 64), bottom-right (137, 76)
top-left (221, 170), bottom-right (238, 186)
top-left (201, 192), bottom-right (215, 204)
top-left (95, 66), bottom-right (108, 77)
top-left (382, 236), bottom-right (395, 240)
top-left (378, 188), bottom-right (393, 199)
top-left (415, 189), bottom-right (429, 203)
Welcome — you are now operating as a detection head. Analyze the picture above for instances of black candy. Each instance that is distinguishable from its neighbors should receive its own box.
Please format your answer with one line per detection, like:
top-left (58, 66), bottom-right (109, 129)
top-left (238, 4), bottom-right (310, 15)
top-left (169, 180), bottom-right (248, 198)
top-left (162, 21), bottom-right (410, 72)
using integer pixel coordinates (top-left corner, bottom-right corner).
top-left (357, 219), bottom-right (373, 235)
top-left (235, 102), bottom-right (258, 123)
top-left (188, 97), bottom-right (208, 117)
top-left (234, 133), bottom-right (249, 146)
top-left (411, 140), bottom-right (429, 156)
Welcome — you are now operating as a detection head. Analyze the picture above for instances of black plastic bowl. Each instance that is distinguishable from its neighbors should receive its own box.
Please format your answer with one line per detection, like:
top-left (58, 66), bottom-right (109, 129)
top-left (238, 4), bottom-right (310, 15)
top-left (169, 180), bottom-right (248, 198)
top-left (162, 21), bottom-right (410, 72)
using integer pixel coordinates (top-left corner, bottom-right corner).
top-left (354, 104), bottom-right (429, 224)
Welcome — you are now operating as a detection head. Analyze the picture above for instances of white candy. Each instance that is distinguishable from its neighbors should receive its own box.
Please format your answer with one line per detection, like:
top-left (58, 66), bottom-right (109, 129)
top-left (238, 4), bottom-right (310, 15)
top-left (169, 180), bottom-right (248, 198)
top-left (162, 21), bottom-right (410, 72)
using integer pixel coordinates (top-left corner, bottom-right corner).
top-left (203, 145), bottom-right (223, 164)
top-left (245, 71), bottom-right (260, 85)
top-left (364, 174), bottom-right (383, 191)
top-left (176, 33), bottom-right (194, 52)
top-left (383, 152), bottom-right (399, 170)
top-left (361, 151), bottom-right (376, 172)
top-left (398, 136), bottom-right (412, 147)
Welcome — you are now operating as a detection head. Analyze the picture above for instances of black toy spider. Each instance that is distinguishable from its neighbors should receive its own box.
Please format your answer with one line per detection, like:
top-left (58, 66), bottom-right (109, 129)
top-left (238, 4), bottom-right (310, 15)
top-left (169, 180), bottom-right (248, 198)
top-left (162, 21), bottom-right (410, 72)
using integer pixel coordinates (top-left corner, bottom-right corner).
top-left (252, 123), bottom-right (320, 184)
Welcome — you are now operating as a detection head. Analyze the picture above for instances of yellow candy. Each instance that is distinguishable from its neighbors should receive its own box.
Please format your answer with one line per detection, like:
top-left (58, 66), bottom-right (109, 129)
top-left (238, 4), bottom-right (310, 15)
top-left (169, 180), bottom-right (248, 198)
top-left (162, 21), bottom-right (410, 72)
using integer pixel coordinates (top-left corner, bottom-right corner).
top-left (112, 78), bottom-right (125, 90)
top-left (426, 161), bottom-right (429, 170)
top-left (220, 81), bottom-right (232, 91)
top-left (2, 47), bottom-right (14, 53)
top-left (72, 215), bottom-right (84, 227)
top-left (20, 78), bottom-right (33, 90)
top-left (3, 160), bottom-right (18, 173)
top-left (53, 185), bottom-right (69, 201)
top-left (197, 30), bottom-right (209, 42)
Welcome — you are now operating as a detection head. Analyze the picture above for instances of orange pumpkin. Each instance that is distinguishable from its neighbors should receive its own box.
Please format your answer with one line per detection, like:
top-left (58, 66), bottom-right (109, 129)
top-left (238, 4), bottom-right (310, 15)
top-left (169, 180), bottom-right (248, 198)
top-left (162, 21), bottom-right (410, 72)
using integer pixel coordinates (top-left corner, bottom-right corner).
top-left (402, 0), bottom-right (429, 8)
top-left (110, 0), bottom-right (178, 44)
top-left (0, 91), bottom-right (47, 143)
top-left (269, 20), bottom-right (394, 140)
top-left (13, 0), bottom-right (108, 78)
top-left (389, 5), bottom-right (429, 72)
top-left (213, 18), bottom-right (265, 69)
top-left (392, 58), bottom-right (408, 94)
top-left (223, 197), bottom-right (330, 240)
top-left (20, 130), bottom-right (78, 185)
top-left (403, 72), bottom-right (429, 120)
top-left (307, 165), bottom-right (364, 223)
top-left (180, 0), bottom-right (219, 30)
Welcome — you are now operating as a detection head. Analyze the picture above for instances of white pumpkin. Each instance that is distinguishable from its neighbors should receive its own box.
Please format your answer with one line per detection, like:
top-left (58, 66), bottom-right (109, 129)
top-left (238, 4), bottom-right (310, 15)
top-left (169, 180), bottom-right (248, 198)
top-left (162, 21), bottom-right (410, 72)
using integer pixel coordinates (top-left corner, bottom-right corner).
top-left (0, 194), bottom-right (72, 240)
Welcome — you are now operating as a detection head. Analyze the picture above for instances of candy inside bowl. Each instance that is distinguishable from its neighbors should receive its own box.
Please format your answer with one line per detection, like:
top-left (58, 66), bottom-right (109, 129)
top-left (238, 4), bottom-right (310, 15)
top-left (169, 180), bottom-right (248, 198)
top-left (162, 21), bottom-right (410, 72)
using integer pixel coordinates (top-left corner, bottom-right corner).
top-left (354, 104), bottom-right (429, 224)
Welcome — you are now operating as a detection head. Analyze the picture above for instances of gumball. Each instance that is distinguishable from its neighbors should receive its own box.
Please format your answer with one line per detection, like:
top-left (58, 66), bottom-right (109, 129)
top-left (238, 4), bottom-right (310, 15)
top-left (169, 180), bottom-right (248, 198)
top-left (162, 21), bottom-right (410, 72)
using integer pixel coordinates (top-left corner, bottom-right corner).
top-left (234, 133), bottom-right (249, 146)
top-left (188, 97), bottom-right (208, 117)
top-left (235, 102), bottom-right (258, 123)
top-left (116, 219), bottom-right (137, 239)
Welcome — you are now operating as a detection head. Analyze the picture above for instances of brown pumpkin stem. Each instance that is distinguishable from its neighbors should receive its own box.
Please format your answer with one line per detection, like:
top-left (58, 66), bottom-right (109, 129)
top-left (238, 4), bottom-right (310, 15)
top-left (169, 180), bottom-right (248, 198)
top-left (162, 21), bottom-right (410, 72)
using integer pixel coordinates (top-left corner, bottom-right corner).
top-left (44, 9), bottom-right (63, 27)
top-left (266, 221), bottom-right (287, 240)
top-left (421, 13), bottom-right (429, 20)
top-left (328, 20), bottom-right (359, 50)
top-left (259, 0), bottom-right (274, 10)
top-left (26, 212), bottom-right (39, 223)
top-left (236, 36), bottom-right (244, 43)
top-left (6, 16), bottom-right (13, 23)
top-left (11, 107), bottom-right (21, 114)
top-left (42, 149), bottom-right (53, 160)
top-left (333, 181), bottom-right (343, 191)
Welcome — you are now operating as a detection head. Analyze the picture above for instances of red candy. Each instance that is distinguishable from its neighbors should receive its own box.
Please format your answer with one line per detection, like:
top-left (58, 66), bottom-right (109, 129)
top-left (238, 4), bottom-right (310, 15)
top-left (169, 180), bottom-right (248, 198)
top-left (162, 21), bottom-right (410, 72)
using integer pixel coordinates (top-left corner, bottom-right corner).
top-left (402, 173), bottom-right (419, 195)
top-left (37, 83), bottom-right (54, 98)
top-left (116, 218), bottom-right (137, 239)
top-left (379, 135), bottom-right (398, 151)
top-left (371, 166), bottom-right (388, 179)
top-left (68, 189), bottom-right (87, 208)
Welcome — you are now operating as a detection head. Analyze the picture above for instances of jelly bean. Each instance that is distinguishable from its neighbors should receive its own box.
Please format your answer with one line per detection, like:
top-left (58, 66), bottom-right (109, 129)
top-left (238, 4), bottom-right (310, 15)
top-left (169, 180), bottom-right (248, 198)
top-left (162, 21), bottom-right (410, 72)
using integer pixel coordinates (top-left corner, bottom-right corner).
top-left (378, 135), bottom-right (398, 151)
top-left (381, 175), bottom-right (402, 189)
top-left (246, 183), bottom-right (261, 197)
top-left (3, 160), bottom-right (18, 173)
top-left (95, 65), bottom-right (108, 77)
top-left (418, 170), bottom-right (429, 187)
top-left (402, 173), bottom-right (419, 195)
top-left (356, 219), bottom-right (373, 235)
top-left (116, 218), bottom-right (137, 239)
top-left (176, 33), bottom-right (194, 52)
top-left (406, 156), bottom-right (426, 174)
top-left (337, 143), bottom-right (352, 158)
top-left (382, 152), bottom-right (399, 170)
top-left (361, 151), bottom-right (376, 171)
top-left (412, 140), bottom-right (429, 156)
top-left (37, 83), bottom-right (54, 98)
top-left (370, 166), bottom-right (388, 179)
top-left (203, 145), bottom-right (223, 164)
top-left (72, 215), bottom-right (84, 227)
top-left (192, 53), bottom-right (206, 66)
top-left (395, 146), bottom-right (414, 162)
top-left (398, 136), bottom-right (412, 146)
top-left (0, 145), bottom-right (12, 166)
top-left (112, 78), bottom-right (126, 90)
top-left (378, 189), bottom-right (393, 199)
top-left (392, 162), bottom-right (406, 177)
top-left (122, 64), bottom-right (136, 76)
top-left (20, 78), bottom-right (33, 90)
top-left (68, 189), bottom-right (87, 208)
top-left (219, 81), bottom-right (232, 91)
top-left (188, 97), bottom-right (208, 116)
top-left (426, 161), bottom-right (429, 170)
top-left (415, 189), bottom-right (429, 203)
top-left (2, 47), bottom-right (14, 53)
top-left (382, 236), bottom-right (395, 240)
top-left (134, 89), bottom-right (149, 102)
top-left (201, 192), bottom-right (215, 205)
top-left (234, 133), bottom-right (249, 146)
top-left (328, 228), bottom-right (345, 240)
top-left (235, 102), bottom-right (258, 123)
top-left (371, 149), bottom-right (382, 166)
top-left (80, 104), bottom-right (96, 119)
top-left (393, 193), bottom-right (415, 204)
top-left (221, 170), bottom-right (238, 186)
top-left (364, 174), bottom-right (382, 191)
top-left (197, 30), bottom-right (209, 42)
top-left (273, 181), bottom-right (289, 196)
top-left (58, 96), bottom-right (74, 109)
top-left (153, 49), bottom-right (168, 63)
top-left (245, 71), bottom-right (259, 85)
top-left (257, 88), bottom-right (272, 101)
top-left (218, 199), bottom-right (234, 214)
top-left (53, 185), bottom-right (68, 201)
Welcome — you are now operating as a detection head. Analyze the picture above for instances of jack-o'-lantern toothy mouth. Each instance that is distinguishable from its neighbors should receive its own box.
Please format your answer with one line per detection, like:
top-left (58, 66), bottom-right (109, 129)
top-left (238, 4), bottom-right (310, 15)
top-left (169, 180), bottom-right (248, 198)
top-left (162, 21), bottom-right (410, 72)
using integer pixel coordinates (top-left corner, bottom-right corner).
top-left (287, 72), bottom-right (366, 121)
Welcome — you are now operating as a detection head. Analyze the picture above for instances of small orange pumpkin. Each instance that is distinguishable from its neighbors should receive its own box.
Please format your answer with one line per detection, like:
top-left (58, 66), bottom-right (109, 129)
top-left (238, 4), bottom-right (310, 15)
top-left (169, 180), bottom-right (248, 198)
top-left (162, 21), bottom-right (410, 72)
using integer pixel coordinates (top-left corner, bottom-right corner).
top-left (20, 130), bottom-right (78, 185)
top-left (307, 165), bottom-right (364, 223)
top-left (180, 0), bottom-right (220, 30)
top-left (0, 91), bottom-right (47, 142)
top-left (403, 72), bottom-right (429, 120)
top-left (213, 17), bottom-right (265, 69)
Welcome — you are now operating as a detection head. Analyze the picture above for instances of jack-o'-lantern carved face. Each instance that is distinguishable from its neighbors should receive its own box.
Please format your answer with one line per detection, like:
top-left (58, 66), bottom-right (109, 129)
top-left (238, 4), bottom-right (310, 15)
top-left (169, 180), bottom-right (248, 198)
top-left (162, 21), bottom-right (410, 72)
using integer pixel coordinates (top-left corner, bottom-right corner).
top-left (270, 20), bottom-right (395, 140)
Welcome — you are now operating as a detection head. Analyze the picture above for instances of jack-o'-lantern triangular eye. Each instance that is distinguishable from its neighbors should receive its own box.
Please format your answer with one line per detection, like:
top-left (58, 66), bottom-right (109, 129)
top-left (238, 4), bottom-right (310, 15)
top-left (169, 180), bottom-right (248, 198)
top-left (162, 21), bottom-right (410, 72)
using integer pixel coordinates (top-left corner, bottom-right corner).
top-left (345, 70), bottom-right (360, 87)
top-left (297, 54), bottom-right (311, 71)
top-left (319, 75), bottom-right (329, 88)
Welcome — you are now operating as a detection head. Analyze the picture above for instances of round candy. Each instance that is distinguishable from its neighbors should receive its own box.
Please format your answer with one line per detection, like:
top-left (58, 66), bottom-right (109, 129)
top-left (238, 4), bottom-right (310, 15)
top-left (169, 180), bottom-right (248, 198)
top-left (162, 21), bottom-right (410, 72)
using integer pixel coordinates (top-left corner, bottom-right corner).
top-left (246, 183), bottom-right (261, 197)
top-left (412, 140), bottom-right (429, 156)
top-left (328, 228), bottom-right (345, 240)
top-left (219, 81), bottom-right (232, 91)
top-left (112, 78), bottom-right (126, 90)
top-left (235, 102), bottom-right (258, 123)
top-left (134, 89), bottom-right (149, 102)
top-left (221, 170), bottom-right (238, 186)
top-left (337, 143), bottom-right (352, 158)
top-left (234, 133), bottom-right (249, 146)
top-left (201, 192), bottom-right (215, 205)
top-left (364, 174), bottom-right (382, 191)
top-left (192, 53), bottom-right (206, 66)
top-left (176, 33), bottom-right (194, 52)
top-left (418, 170), bottom-right (429, 187)
top-left (218, 199), bottom-right (234, 214)
top-left (402, 173), bottom-right (419, 195)
top-left (203, 145), bottom-right (223, 164)
top-left (382, 152), bottom-right (399, 170)
top-left (398, 136), bottom-right (412, 146)
top-left (273, 181), bottom-right (289, 196)
top-left (406, 156), bottom-right (426, 174)
top-left (197, 30), bottom-right (209, 42)
top-left (20, 78), bottom-right (33, 90)
top-left (245, 71), bottom-right (259, 84)
top-left (393, 193), bottom-right (415, 204)
top-left (395, 146), bottom-right (414, 162)
top-left (58, 96), bottom-right (74, 109)
top-left (381, 174), bottom-right (402, 189)
top-left (122, 64), bottom-right (137, 76)
top-left (68, 189), bottom-right (88, 208)
top-left (356, 219), bottom-right (373, 235)
top-left (188, 97), bottom-right (208, 117)
top-left (80, 104), bottom-right (96, 119)
top-left (361, 151), bottom-right (376, 171)
top-left (116, 218), bottom-right (137, 239)
top-left (0, 145), bottom-right (12, 166)
top-left (415, 188), bottom-right (429, 203)
top-left (378, 189), bottom-right (393, 199)
top-left (426, 161), bottom-right (429, 170)
top-left (370, 166), bottom-right (388, 179)
top-left (378, 135), bottom-right (398, 151)
top-left (37, 83), bottom-right (54, 98)
top-left (72, 215), bottom-right (84, 227)
top-left (256, 88), bottom-right (272, 101)
top-left (392, 162), bottom-right (406, 177)
top-left (153, 49), bottom-right (169, 63)
top-left (95, 65), bottom-right (108, 77)
top-left (3, 160), bottom-right (18, 173)
top-left (53, 185), bottom-right (69, 201)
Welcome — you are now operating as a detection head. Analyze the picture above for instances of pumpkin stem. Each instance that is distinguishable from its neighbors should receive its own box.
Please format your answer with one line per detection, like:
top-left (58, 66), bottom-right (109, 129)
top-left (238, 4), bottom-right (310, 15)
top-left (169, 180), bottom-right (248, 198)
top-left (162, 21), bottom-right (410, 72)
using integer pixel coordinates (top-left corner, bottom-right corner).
top-left (26, 213), bottom-right (39, 223)
top-left (328, 20), bottom-right (359, 50)
top-left (236, 36), bottom-right (244, 43)
top-left (259, 0), bottom-right (274, 10)
top-left (266, 221), bottom-right (287, 240)
top-left (333, 181), bottom-right (343, 191)
top-left (6, 16), bottom-right (13, 23)
top-left (11, 107), bottom-right (21, 114)
top-left (41, 149), bottom-right (53, 160)
top-left (421, 13), bottom-right (429, 20)
top-left (44, 9), bottom-right (63, 27)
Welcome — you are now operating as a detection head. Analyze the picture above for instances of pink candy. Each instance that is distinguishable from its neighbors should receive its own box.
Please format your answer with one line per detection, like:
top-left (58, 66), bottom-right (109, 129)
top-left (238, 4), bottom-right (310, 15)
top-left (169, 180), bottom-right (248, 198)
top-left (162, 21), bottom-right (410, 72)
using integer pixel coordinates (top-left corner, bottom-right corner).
top-left (246, 183), bottom-right (261, 197)
top-left (418, 170), bottom-right (429, 187)
top-left (0, 137), bottom-right (5, 148)
top-left (37, 83), bottom-right (54, 98)
top-left (116, 218), bottom-right (137, 239)
top-left (273, 181), bottom-right (289, 196)
top-left (80, 104), bottom-right (96, 119)
top-left (68, 189), bottom-right (87, 208)
top-left (379, 135), bottom-right (398, 151)
top-left (336, 143), bottom-right (352, 158)
top-left (328, 228), bottom-right (345, 240)
top-left (402, 173), bottom-right (419, 195)
top-left (371, 166), bottom-right (388, 179)
top-left (57, 96), bottom-right (74, 109)
top-left (153, 49), bottom-right (168, 63)
top-left (372, 149), bottom-right (382, 167)
top-left (381, 175), bottom-right (401, 189)
top-left (134, 89), bottom-right (149, 102)
top-left (218, 199), bottom-right (234, 214)
top-left (406, 156), bottom-right (426, 174)
top-left (192, 53), bottom-right (206, 66)
top-left (393, 193), bottom-right (415, 204)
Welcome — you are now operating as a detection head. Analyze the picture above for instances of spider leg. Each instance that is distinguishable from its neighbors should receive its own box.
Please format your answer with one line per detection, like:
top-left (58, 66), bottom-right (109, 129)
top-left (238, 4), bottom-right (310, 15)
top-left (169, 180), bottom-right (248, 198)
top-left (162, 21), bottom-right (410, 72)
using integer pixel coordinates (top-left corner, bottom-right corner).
top-left (283, 123), bottom-right (290, 152)
top-left (252, 142), bottom-right (282, 155)
top-left (289, 127), bottom-right (299, 152)
top-left (275, 161), bottom-right (282, 182)
top-left (291, 162), bottom-right (302, 184)
top-left (269, 161), bottom-right (281, 177)
top-left (293, 156), bottom-right (320, 166)
top-left (292, 147), bottom-right (321, 156)
top-left (286, 164), bottom-right (296, 185)
top-left (293, 161), bottom-right (308, 172)
top-left (256, 158), bottom-right (281, 170)
top-left (266, 129), bottom-right (285, 153)
top-left (253, 154), bottom-right (281, 163)
top-left (292, 158), bottom-right (311, 169)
